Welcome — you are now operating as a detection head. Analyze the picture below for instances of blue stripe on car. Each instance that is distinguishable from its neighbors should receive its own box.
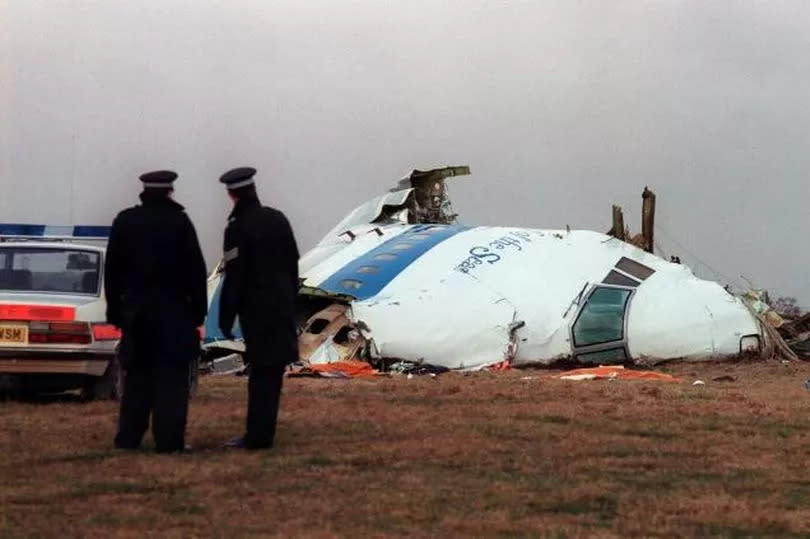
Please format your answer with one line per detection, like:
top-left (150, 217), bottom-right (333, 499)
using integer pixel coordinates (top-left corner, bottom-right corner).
top-left (0, 224), bottom-right (47, 236)
top-left (0, 224), bottom-right (111, 238)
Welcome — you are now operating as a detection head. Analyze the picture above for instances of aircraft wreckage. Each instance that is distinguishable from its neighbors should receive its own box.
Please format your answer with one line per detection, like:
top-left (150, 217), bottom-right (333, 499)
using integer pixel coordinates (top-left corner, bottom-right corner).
top-left (203, 166), bottom-right (793, 372)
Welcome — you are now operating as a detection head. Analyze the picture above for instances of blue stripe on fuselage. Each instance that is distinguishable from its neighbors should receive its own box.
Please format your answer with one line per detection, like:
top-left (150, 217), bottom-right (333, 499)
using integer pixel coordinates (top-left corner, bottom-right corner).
top-left (316, 224), bottom-right (469, 300)
top-left (203, 280), bottom-right (243, 344)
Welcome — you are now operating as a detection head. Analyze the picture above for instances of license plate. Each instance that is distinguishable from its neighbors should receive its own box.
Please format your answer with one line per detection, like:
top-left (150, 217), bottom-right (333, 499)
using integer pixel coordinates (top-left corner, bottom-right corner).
top-left (0, 324), bottom-right (28, 346)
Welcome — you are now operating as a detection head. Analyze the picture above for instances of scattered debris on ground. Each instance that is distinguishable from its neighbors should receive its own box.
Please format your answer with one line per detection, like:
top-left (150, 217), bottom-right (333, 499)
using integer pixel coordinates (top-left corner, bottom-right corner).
top-left (288, 359), bottom-right (378, 379)
top-left (545, 365), bottom-right (682, 383)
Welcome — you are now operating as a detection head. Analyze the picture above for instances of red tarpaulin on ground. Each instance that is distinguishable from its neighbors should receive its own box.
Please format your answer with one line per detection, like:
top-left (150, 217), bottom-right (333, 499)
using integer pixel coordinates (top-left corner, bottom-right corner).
top-left (288, 360), bottom-right (379, 378)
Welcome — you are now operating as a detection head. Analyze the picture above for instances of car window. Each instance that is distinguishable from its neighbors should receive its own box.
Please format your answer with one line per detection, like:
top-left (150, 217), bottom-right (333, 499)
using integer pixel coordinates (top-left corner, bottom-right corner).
top-left (0, 247), bottom-right (101, 295)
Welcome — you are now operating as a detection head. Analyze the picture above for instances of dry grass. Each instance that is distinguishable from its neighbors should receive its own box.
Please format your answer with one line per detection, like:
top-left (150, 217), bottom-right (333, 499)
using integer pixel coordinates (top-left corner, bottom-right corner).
top-left (3, 360), bottom-right (810, 537)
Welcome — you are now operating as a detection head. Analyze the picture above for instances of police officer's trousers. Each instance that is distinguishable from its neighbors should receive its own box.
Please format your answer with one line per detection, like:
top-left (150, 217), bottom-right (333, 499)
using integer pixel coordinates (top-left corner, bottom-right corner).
top-left (114, 325), bottom-right (191, 453)
top-left (245, 360), bottom-right (286, 449)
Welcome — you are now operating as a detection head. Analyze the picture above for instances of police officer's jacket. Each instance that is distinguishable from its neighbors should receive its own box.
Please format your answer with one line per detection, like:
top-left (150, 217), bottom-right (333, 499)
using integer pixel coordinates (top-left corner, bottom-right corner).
top-left (219, 194), bottom-right (299, 362)
top-left (104, 191), bottom-right (208, 330)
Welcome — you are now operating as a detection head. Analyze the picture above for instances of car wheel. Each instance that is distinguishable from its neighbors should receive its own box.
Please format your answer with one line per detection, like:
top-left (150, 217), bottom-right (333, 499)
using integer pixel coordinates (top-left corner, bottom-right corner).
top-left (83, 354), bottom-right (124, 401)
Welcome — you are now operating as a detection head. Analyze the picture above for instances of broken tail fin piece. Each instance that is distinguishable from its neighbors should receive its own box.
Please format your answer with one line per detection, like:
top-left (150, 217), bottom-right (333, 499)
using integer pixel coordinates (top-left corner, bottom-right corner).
top-left (395, 165), bottom-right (471, 225)
top-left (394, 165), bottom-right (471, 191)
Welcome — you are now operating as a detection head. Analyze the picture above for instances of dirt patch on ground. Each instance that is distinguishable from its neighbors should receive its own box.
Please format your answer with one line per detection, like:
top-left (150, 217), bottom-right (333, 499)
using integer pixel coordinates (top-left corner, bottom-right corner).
top-left (3, 360), bottom-right (810, 537)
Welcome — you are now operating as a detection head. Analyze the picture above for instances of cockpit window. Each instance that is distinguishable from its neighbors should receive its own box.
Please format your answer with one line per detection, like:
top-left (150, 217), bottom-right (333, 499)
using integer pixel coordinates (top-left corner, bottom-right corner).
top-left (603, 270), bottom-right (639, 288)
top-left (0, 247), bottom-right (101, 295)
top-left (615, 257), bottom-right (655, 281)
top-left (572, 287), bottom-right (632, 347)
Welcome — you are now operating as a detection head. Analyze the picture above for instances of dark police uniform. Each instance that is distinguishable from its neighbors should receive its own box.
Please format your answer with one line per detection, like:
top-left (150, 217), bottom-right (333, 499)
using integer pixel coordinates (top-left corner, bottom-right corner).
top-left (105, 170), bottom-right (208, 453)
top-left (218, 167), bottom-right (299, 449)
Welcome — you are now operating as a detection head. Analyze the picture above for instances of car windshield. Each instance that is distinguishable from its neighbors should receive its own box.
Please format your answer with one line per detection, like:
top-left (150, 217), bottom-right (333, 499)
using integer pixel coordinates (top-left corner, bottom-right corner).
top-left (0, 247), bottom-right (101, 295)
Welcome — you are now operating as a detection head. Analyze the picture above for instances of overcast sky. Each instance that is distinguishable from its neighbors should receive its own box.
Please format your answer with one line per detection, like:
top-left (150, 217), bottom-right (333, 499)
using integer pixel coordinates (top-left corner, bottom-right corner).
top-left (1, 1), bottom-right (808, 305)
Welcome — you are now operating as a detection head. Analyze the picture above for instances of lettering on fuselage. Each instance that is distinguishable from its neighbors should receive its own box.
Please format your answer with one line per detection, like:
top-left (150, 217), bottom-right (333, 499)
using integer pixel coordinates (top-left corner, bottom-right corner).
top-left (454, 230), bottom-right (537, 274)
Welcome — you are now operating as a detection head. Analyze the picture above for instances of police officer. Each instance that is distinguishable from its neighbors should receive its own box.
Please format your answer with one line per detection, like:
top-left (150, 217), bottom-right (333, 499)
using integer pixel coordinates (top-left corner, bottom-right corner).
top-left (218, 167), bottom-right (299, 450)
top-left (105, 170), bottom-right (208, 453)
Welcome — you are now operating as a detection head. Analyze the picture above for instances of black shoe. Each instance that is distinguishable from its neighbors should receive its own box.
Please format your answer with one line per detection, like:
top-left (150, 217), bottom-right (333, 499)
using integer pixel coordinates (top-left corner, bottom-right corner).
top-left (224, 435), bottom-right (246, 449)
top-left (224, 435), bottom-right (273, 450)
top-left (114, 444), bottom-right (139, 450)
top-left (155, 444), bottom-right (193, 454)
top-left (114, 440), bottom-right (141, 450)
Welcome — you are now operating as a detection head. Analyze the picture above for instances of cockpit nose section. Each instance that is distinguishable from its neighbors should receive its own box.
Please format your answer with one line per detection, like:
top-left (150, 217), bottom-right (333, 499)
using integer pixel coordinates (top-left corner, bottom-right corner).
top-left (626, 277), bottom-right (762, 361)
top-left (567, 279), bottom-right (762, 364)
top-left (565, 254), bottom-right (762, 364)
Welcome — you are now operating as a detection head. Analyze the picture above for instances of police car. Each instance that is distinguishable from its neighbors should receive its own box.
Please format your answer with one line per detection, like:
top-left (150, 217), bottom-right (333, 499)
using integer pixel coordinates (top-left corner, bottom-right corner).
top-left (0, 224), bottom-right (123, 399)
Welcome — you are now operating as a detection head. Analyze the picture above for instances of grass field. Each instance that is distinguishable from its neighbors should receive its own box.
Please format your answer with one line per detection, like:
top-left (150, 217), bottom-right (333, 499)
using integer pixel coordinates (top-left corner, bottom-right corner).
top-left (3, 360), bottom-right (810, 537)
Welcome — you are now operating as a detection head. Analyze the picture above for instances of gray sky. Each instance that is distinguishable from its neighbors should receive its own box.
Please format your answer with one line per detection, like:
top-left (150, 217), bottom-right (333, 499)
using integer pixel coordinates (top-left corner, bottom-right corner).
top-left (2, 1), bottom-right (808, 305)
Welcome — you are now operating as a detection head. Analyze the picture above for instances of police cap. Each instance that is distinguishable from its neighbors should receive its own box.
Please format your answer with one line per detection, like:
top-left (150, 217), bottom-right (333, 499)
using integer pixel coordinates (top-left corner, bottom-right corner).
top-left (219, 167), bottom-right (257, 190)
top-left (139, 170), bottom-right (177, 188)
